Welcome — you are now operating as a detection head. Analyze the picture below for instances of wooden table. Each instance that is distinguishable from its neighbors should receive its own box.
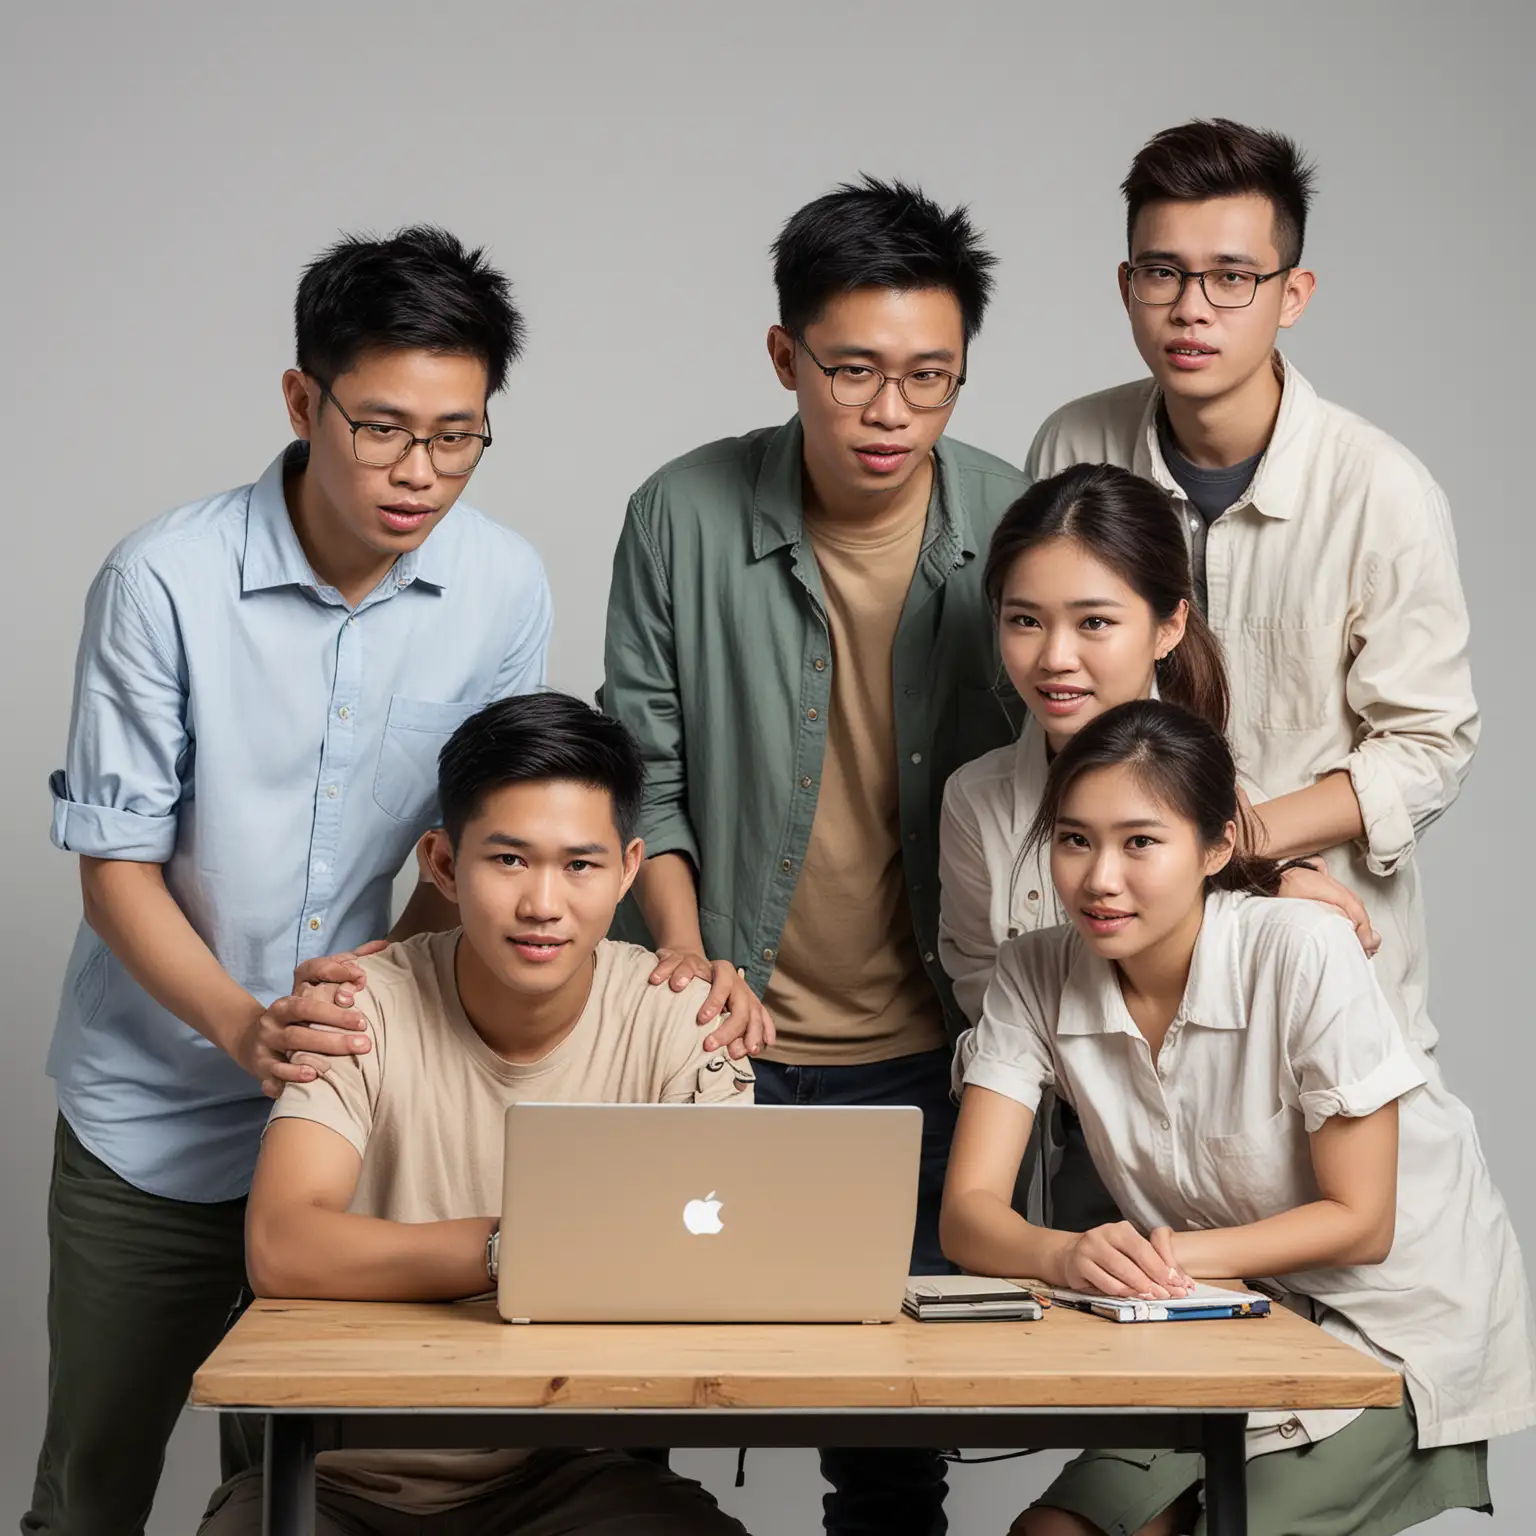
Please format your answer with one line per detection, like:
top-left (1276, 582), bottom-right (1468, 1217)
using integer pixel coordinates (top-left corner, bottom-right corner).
top-left (191, 1297), bottom-right (1400, 1536)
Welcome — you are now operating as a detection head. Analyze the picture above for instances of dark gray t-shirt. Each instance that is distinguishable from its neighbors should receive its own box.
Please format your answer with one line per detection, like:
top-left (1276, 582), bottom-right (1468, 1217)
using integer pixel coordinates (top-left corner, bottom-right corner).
top-left (1156, 412), bottom-right (1263, 612)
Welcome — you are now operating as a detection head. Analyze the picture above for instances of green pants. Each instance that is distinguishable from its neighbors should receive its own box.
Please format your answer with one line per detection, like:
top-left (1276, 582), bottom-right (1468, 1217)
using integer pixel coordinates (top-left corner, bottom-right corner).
top-left (22, 1116), bottom-right (262, 1536)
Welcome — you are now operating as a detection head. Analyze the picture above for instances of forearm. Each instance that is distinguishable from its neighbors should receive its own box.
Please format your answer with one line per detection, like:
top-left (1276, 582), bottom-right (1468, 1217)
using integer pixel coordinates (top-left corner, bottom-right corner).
top-left (939, 1189), bottom-right (1076, 1283)
top-left (1172, 1197), bottom-right (1393, 1279)
top-left (634, 851), bottom-right (707, 953)
top-left (1251, 772), bottom-right (1366, 861)
top-left (248, 1202), bottom-right (496, 1301)
top-left (80, 856), bottom-right (260, 1055)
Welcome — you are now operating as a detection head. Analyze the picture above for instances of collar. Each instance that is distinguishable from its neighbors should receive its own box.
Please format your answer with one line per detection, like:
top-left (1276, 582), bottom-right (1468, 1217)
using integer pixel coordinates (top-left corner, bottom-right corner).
top-left (1056, 888), bottom-right (1249, 1037)
top-left (241, 441), bottom-right (454, 596)
top-left (1132, 352), bottom-right (1320, 524)
top-left (750, 416), bottom-right (975, 562)
top-left (1009, 717), bottom-right (1052, 841)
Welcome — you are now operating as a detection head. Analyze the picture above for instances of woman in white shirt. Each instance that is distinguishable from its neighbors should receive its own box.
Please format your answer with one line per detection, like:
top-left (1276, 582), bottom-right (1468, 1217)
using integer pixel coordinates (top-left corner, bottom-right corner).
top-left (939, 463), bottom-right (1369, 1228)
top-left (942, 699), bottom-right (1534, 1536)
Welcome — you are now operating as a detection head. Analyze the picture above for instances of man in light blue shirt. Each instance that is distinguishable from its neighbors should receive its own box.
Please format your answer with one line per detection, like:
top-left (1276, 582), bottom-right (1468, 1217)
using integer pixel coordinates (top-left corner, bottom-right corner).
top-left (25, 226), bottom-right (551, 1536)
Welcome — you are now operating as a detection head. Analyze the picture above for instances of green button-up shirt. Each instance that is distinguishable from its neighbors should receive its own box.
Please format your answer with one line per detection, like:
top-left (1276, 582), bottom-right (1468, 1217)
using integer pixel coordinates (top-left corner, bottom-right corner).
top-left (601, 416), bottom-right (1027, 1040)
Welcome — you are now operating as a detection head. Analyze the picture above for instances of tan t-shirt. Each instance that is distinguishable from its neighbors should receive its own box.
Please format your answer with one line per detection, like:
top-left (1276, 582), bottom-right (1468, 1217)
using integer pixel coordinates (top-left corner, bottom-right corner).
top-left (268, 931), bottom-right (753, 1513)
top-left (762, 492), bottom-right (948, 1065)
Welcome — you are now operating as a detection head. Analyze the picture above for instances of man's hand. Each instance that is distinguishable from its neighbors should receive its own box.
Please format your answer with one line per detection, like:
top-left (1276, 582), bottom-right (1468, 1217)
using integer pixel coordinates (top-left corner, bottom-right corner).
top-left (649, 949), bottom-right (776, 1059)
top-left (1278, 862), bottom-right (1381, 956)
top-left (1062, 1221), bottom-right (1194, 1300)
top-left (233, 942), bottom-right (388, 1098)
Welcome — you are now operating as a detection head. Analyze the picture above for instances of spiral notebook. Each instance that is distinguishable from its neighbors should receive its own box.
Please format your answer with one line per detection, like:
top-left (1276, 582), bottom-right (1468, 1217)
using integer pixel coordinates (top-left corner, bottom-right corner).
top-left (1034, 1281), bottom-right (1270, 1323)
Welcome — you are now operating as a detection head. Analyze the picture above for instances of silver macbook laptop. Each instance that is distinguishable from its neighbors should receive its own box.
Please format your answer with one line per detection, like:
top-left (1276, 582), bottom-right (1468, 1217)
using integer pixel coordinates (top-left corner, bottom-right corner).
top-left (497, 1103), bottom-right (921, 1323)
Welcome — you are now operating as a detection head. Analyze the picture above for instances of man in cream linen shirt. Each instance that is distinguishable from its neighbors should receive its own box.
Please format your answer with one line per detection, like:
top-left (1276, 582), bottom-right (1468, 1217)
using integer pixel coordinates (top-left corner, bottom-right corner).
top-left (1027, 119), bottom-right (1476, 1057)
top-left (197, 694), bottom-right (751, 1536)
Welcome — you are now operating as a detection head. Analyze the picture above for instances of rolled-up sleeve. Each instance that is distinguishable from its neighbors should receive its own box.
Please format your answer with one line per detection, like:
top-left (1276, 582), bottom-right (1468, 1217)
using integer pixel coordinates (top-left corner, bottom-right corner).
top-left (601, 494), bottom-right (699, 865)
top-left (51, 564), bottom-right (188, 863)
top-left (1341, 485), bottom-right (1478, 877)
top-left (1288, 920), bottom-right (1427, 1134)
top-left (938, 775), bottom-right (998, 1025)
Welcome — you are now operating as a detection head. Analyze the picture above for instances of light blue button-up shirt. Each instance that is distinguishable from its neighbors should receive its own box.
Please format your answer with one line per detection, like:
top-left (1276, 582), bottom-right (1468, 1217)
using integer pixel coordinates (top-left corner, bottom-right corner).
top-left (48, 444), bottom-right (551, 1201)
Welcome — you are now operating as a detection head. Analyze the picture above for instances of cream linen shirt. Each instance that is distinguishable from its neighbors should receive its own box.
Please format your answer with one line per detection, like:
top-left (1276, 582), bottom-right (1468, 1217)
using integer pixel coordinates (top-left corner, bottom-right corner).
top-left (1026, 357), bottom-right (1478, 1053)
top-left (961, 891), bottom-right (1536, 1456)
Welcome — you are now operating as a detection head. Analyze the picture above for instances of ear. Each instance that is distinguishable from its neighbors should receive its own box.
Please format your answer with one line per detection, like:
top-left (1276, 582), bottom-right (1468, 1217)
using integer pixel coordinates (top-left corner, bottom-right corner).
top-left (1277, 267), bottom-right (1315, 331)
top-left (1203, 819), bottom-right (1238, 881)
top-left (1117, 261), bottom-right (1133, 316)
top-left (767, 325), bottom-right (798, 391)
top-left (618, 837), bottom-right (645, 901)
top-left (420, 828), bottom-right (461, 906)
top-left (282, 369), bottom-right (319, 441)
top-left (1157, 598), bottom-right (1190, 660)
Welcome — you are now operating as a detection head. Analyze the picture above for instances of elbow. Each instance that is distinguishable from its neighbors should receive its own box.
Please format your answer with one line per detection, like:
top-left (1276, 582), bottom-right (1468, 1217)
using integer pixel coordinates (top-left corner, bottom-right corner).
top-left (1337, 1207), bottom-right (1397, 1268)
top-left (244, 1209), bottom-right (307, 1300)
top-left (938, 1195), bottom-right (983, 1274)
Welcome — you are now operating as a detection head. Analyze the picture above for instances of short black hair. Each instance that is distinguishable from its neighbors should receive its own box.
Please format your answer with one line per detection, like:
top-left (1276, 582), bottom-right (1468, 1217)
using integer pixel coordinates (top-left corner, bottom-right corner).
top-left (438, 692), bottom-right (644, 848)
top-left (771, 175), bottom-right (997, 343)
top-left (1122, 119), bottom-right (1317, 270)
top-left (295, 225), bottom-right (526, 395)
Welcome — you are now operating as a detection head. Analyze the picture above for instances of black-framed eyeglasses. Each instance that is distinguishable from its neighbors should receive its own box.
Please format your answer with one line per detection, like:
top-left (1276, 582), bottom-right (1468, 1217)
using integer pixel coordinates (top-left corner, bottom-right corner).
top-left (796, 336), bottom-right (965, 410)
top-left (1124, 262), bottom-right (1291, 310)
top-left (316, 381), bottom-right (492, 475)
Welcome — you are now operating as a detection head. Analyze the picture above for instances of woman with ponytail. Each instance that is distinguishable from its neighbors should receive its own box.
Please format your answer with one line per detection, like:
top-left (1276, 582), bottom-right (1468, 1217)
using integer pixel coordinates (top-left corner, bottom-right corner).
top-left (941, 700), bottom-right (1533, 1536)
top-left (938, 463), bottom-right (1370, 1227)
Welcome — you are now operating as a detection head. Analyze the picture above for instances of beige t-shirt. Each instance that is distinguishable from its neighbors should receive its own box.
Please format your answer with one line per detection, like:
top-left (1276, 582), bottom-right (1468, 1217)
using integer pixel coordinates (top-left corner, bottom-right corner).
top-left (762, 492), bottom-right (948, 1065)
top-left (269, 931), bottom-right (753, 1513)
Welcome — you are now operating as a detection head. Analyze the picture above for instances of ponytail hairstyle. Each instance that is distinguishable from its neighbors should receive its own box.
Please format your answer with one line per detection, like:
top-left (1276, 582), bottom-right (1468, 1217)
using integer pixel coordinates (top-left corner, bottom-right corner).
top-left (1024, 698), bottom-right (1282, 897)
top-left (983, 463), bottom-right (1229, 734)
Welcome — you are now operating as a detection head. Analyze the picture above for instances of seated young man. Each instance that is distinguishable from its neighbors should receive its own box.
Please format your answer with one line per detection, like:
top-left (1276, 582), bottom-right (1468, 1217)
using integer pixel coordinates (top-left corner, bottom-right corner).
top-left (198, 691), bottom-right (753, 1536)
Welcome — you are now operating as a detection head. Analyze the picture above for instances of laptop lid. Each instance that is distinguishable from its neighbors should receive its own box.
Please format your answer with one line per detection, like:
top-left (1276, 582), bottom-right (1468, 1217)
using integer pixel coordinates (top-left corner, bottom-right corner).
top-left (498, 1103), bottom-right (921, 1323)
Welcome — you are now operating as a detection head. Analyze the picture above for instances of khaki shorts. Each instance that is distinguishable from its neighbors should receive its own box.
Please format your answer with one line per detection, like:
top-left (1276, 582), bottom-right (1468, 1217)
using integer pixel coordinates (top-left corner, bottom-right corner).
top-left (1031, 1400), bottom-right (1490, 1536)
top-left (199, 1450), bottom-right (747, 1536)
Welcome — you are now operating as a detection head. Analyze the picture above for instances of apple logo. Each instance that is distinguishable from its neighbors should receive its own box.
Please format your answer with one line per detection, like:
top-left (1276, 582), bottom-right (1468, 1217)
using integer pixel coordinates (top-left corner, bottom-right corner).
top-left (682, 1191), bottom-right (724, 1236)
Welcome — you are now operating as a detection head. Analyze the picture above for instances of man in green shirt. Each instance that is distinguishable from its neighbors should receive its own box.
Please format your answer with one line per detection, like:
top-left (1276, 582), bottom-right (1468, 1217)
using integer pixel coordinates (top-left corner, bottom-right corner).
top-left (601, 176), bottom-right (1025, 1536)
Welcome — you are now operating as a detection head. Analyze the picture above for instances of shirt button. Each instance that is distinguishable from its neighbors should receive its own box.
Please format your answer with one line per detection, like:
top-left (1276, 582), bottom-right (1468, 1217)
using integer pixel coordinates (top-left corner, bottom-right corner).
top-left (337, 705), bottom-right (350, 720)
top-left (312, 860), bottom-right (327, 875)
top-left (326, 785), bottom-right (338, 799)
top-left (762, 947), bottom-right (776, 962)
top-left (807, 708), bottom-right (819, 722)
top-left (308, 917), bottom-right (322, 932)
top-left (799, 776), bottom-right (812, 790)
top-left (780, 859), bottom-right (793, 872)
top-left (1160, 1118), bottom-right (1171, 1130)
top-left (1027, 889), bottom-right (1040, 902)
top-left (813, 657), bottom-right (826, 671)
top-left (1006, 926), bottom-right (1019, 938)
top-left (923, 952), bottom-right (935, 964)
top-left (910, 752), bottom-right (922, 765)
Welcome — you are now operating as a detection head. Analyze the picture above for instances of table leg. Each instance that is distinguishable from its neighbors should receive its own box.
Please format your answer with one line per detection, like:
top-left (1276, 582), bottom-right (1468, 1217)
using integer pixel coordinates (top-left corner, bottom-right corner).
top-left (1201, 1415), bottom-right (1247, 1536)
top-left (262, 1414), bottom-right (316, 1536)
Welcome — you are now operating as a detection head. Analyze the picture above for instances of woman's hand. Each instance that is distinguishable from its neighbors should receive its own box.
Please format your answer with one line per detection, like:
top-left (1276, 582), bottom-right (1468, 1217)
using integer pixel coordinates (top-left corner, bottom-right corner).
top-left (1062, 1221), bottom-right (1195, 1299)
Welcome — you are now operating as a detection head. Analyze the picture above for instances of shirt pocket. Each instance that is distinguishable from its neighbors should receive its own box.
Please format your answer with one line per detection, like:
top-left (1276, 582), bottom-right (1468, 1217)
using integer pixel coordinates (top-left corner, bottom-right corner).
top-left (372, 696), bottom-right (481, 824)
top-left (1195, 1105), bottom-right (1307, 1225)
top-left (1240, 618), bottom-right (1341, 732)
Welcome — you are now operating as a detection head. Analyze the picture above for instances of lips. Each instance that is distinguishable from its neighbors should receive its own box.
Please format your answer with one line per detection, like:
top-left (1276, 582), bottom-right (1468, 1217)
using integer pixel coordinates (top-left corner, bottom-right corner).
top-left (1081, 907), bottom-right (1136, 937)
top-left (508, 936), bottom-right (569, 964)
top-left (853, 443), bottom-right (910, 475)
top-left (1036, 686), bottom-right (1093, 717)
top-left (378, 504), bottom-right (436, 533)
top-left (1164, 339), bottom-right (1218, 372)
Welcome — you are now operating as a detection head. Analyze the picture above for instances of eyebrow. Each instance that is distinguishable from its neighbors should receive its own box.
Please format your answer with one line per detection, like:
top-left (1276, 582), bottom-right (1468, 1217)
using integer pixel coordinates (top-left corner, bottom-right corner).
top-left (1002, 596), bottom-right (1127, 610)
top-left (1132, 248), bottom-right (1263, 268)
top-left (354, 400), bottom-right (483, 424)
top-left (482, 833), bottom-right (611, 856)
top-left (818, 344), bottom-right (959, 365)
top-left (1055, 816), bottom-right (1169, 830)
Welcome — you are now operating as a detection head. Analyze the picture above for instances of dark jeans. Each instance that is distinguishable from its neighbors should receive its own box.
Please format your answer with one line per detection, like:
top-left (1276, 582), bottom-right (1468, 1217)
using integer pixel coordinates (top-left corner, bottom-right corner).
top-left (753, 1048), bottom-right (956, 1536)
top-left (22, 1116), bottom-right (262, 1536)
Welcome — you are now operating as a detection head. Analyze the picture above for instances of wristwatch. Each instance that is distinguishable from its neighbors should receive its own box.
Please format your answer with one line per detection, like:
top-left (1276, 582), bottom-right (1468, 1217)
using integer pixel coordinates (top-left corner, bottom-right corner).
top-left (485, 1223), bottom-right (500, 1285)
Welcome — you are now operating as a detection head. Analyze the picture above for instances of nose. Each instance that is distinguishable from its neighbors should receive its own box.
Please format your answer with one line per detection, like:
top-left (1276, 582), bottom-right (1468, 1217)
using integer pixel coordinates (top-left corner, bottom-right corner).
top-left (1040, 623), bottom-right (1079, 675)
top-left (860, 376), bottom-right (912, 431)
top-left (1169, 272), bottom-right (1216, 328)
top-left (1083, 845), bottom-right (1124, 899)
top-left (515, 865), bottom-right (562, 924)
top-left (390, 440), bottom-right (437, 491)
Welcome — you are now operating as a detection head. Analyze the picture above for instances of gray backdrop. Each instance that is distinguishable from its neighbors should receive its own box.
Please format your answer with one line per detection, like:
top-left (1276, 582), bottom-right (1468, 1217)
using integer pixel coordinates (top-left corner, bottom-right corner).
top-left (2, 1), bottom-right (1531, 1530)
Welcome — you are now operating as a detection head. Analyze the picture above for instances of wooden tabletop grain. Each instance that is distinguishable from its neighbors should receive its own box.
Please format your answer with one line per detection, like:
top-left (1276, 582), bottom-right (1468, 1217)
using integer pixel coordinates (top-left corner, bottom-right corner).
top-left (191, 1298), bottom-right (1401, 1413)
